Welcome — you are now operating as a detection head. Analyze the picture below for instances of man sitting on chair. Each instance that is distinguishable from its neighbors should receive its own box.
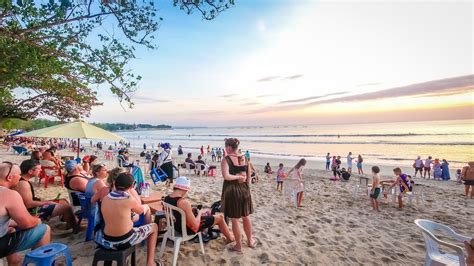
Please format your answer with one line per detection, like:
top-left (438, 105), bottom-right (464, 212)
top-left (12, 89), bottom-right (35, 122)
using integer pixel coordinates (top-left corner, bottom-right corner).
top-left (194, 155), bottom-right (208, 175)
top-left (64, 160), bottom-right (90, 192)
top-left (96, 173), bottom-right (158, 266)
top-left (0, 162), bottom-right (51, 265)
top-left (15, 160), bottom-right (79, 234)
top-left (164, 176), bottom-right (234, 242)
top-left (185, 153), bottom-right (195, 169)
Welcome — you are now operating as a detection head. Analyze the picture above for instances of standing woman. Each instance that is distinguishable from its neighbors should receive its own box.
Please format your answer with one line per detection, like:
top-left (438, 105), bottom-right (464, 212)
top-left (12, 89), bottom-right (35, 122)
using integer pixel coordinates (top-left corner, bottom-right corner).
top-left (433, 159), bottom-right (442, 180)
top-left (158, 143), bottom-right (174, 185)
top-left (287, 159), bottom-right (306, 208)
top-left (357, 154), bottom-right (364, 174)
top-left (441, 159), bottom-right (450, 181)
top-left (221, 138), bottom-right (256, 252)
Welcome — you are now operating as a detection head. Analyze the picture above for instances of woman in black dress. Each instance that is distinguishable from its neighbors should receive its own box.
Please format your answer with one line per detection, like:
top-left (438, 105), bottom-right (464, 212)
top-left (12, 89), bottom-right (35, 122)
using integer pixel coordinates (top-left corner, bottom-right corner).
top-left (221, 138), bottom-right (256, 252)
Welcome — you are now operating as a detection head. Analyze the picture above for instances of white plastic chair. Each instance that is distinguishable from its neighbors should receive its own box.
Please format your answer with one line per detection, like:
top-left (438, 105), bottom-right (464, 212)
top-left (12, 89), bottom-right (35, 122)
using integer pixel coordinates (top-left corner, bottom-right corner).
top-left (352, 176), bottom-right (369, 195)
top-left (183, 162), bottom-right (195, 175)
top-left (407, 185), bottom-right (425, 205)
top-left (194, 163), bottom-right (209, 177)
top-left (158, 202), bottom-right (205, 266)
top-left (414, 219), bottom-right (470, 266)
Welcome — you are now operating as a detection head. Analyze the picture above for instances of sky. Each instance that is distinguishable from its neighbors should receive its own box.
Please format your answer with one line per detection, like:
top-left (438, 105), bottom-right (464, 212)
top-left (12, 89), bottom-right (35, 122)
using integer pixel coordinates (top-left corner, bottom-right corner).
top-left (88, 0), bottom-right (474, 126)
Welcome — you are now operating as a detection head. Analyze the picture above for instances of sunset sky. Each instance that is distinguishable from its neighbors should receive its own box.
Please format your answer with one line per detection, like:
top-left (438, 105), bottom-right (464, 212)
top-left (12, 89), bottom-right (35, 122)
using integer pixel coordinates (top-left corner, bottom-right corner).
top-left (89, 0), bottom-right (473, 126)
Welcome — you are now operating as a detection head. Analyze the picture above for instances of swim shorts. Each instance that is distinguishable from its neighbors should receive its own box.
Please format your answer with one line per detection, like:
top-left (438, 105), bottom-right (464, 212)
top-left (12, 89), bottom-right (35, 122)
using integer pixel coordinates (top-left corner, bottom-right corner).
top-left (370, 188), bottom-right (381, 199)
top-left (464, 180), bottom-right (474, 186)
top-left (0, 223), bottom-right (48, 257)
top-left (99, 224), bottom-right (154, 250)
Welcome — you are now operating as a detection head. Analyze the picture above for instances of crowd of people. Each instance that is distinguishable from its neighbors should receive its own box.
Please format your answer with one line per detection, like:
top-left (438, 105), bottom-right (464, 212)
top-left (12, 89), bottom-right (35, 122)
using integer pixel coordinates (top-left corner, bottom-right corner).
top-left (2, 134), bottom-right (473, 264)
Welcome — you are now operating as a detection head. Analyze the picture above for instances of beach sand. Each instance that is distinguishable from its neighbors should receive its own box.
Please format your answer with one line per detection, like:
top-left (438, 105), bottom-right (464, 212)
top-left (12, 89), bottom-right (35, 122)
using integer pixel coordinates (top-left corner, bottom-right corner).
top-left (1, 147), bottom-right (472, 265)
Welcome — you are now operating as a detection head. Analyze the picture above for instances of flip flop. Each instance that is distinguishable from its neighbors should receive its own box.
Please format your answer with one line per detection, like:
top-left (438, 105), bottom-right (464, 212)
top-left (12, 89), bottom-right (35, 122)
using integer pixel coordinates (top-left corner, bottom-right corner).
top-left (228, 245), bottom-right (242, 253)
top-left (248, 239), bottom-right (258, 248)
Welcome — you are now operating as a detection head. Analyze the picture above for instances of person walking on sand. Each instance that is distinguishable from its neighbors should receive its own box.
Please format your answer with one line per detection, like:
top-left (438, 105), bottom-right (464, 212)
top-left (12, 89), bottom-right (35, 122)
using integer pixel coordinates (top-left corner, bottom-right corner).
top-left (346, 152), bottom-right (353, 173)
top-left (423, 156), bottom-right (432, 178)
top-left (287, 159), bottom-right (306, 208)
top-left (221, 138), bottom-right (257, 252)
top-left (461, 161), bottom-right (474, 199)
top-left (356, 154), bottom-right (364, 174)
top-left (200, 145), bottom-right (204, 157)
top-left (369, 166), bottom-right (381, 212)
top-left (325, 153), bottom-right (331, 171)
top-left (413, 156), bottom-right (423, 177)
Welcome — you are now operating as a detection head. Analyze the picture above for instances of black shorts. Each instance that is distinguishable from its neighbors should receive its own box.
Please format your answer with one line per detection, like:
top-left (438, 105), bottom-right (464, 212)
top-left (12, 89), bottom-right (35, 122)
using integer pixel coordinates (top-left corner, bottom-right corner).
top-left (415, 167), bottom-right (423, 171)
top-left (464, 180), bottom-right (474, 185)
top-left (30, 204), bottom-right (55, 220)
top-left (183, 216), bottom-right (215, 235)
top-left (277, 181), bottom-right (283, 184)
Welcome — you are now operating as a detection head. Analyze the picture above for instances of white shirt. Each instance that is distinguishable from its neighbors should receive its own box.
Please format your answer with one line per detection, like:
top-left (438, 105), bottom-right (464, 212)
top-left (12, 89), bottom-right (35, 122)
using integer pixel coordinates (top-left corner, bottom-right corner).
top-left (424, 159), bottom-right (432, 167)
top-left (415, 159), bottom-right (423, 168)
top-left (347, 155), bottom-right (353, 166)
top-left (158, 150), bottom-right (172, 166)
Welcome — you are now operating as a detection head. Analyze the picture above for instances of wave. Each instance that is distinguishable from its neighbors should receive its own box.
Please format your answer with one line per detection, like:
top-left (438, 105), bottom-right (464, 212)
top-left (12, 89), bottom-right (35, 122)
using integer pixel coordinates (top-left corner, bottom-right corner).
top-left (172, 133), bottom-right (469, 138)
top-left (154, 137), bottom-right (474, 146)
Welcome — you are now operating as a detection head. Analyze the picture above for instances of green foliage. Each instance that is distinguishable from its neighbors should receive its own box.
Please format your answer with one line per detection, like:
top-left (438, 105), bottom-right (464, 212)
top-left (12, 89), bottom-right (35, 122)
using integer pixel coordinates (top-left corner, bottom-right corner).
top-left (0, 0), bottom-right (234, 121)
top-left (1, 118), bottom-right (61, 131)
top-left (92, 122), bottom-right (171, 131)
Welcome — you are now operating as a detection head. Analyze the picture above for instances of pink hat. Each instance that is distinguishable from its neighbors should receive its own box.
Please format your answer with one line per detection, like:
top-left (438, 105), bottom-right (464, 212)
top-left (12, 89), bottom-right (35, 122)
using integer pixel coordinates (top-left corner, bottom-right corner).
top-left (173, 176), bottom-right (191, 191)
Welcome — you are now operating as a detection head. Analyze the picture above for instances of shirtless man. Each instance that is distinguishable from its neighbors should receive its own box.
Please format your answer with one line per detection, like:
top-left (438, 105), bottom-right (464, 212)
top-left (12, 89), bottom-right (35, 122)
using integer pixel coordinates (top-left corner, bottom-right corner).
top-left (15, 160), bottom-right (79, 233)
top-left (0, 162), bottom-right (50, 266)
top-left (163, 176), bottom-right (234, 242)
top-left (64, 160), bottom-right (89, 192)
top-left (97, 173), bottom-right (158, 266)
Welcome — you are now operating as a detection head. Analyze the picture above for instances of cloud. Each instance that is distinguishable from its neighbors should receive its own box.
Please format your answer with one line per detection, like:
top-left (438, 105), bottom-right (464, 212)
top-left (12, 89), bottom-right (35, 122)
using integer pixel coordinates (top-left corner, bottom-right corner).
top-left (219, 94), bottom-right (238, 98)
top-left (132, 96), bottom-right (171, 103)
top-left (356, 82), bottom-right (382, 87)
top-left (257, 76), bottom-right (280, 82)
top-left (256, 94), bottom-right (279, 98)
top-left (278, 91), bottom-right (349, 104)
top-left (241, 102), bottom-right (259, 106)
top-left (299, 74), bottom-right (474, 107)
top-left (283, 74), bottom-right (304, 80)
top-left (247, 75), bottom-right (474, 114)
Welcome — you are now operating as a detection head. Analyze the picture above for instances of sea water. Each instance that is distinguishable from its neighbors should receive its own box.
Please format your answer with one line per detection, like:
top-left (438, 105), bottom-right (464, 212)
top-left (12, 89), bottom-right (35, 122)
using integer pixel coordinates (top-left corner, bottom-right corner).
top-left (116, 119), bottom-right (473, 169)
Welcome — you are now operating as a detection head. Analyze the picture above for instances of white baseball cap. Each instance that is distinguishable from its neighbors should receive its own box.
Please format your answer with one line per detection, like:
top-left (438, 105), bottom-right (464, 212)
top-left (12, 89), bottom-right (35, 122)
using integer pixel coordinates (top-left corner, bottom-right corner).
top-left (174, 176), bottom-right (191, 191)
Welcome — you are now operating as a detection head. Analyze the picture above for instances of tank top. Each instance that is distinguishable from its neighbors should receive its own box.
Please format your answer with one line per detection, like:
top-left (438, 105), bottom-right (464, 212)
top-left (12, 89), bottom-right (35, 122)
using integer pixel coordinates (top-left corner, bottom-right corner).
top-left (163, 196), bottom-right (194, 235)
top-left (225, 156), bottom-right (247, 175)
top-left (0, 187), bottom-right (11, 238)
top-left (65, 174), bottom-right (88, 190)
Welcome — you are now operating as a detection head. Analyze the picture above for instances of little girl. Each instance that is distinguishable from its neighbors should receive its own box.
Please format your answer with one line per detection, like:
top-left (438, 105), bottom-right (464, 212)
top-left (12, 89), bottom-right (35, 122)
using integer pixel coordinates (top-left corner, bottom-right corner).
top-left (288, 159), bottom-right (306, 208)
top-left (276, 163), bottom-right (286, 192)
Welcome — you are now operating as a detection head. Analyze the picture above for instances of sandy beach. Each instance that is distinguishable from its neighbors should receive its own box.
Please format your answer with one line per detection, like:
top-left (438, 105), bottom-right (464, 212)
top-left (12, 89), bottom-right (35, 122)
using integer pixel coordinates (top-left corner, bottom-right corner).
top-left (0, 147), bottom-right (472, 265)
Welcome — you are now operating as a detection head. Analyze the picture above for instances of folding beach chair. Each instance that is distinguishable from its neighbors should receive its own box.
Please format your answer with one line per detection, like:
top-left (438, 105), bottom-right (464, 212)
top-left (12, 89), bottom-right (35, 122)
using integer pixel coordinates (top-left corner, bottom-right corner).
top-left (150, 167), bottom-right (168, 186)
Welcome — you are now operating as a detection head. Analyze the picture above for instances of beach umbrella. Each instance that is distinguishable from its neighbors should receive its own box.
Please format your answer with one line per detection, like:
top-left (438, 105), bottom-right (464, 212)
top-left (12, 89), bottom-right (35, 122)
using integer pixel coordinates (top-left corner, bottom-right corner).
top-left (19, 120), bottom-right (125, 158)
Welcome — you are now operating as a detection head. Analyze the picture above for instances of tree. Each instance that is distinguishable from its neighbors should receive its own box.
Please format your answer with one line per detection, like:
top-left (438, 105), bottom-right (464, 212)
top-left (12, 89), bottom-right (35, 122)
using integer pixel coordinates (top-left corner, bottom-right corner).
top-left (0, 0), bottom-right (234, 122)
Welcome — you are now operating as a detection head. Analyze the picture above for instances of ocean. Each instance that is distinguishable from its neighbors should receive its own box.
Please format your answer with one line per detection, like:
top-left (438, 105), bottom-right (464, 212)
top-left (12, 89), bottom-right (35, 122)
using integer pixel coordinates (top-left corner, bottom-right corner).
top-left (116, 119), bottom-right (473, 169)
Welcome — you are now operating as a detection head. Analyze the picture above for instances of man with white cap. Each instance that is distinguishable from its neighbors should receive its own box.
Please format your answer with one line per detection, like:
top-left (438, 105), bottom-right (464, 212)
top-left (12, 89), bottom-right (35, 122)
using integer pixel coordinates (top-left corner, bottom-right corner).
top-left (64, 160), bottom-right (89, 192)
top-left (164, 176), bottom-right (234, 242)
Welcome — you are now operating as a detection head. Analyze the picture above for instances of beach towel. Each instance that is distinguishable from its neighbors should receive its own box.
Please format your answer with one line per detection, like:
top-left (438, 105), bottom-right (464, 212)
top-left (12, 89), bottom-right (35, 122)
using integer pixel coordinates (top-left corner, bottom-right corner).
top-left (131, 166), bottom-right (146, 194)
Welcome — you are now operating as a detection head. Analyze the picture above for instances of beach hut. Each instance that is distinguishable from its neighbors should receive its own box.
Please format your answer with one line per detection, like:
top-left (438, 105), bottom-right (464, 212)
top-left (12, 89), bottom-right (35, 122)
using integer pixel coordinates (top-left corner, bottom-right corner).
top-left (19, 120), bottom-right (125, 158)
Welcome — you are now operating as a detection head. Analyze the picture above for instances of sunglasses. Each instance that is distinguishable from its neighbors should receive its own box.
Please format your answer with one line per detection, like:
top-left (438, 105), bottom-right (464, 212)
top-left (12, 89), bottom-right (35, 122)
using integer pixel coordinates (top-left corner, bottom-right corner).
top-left (2, 161), bottom-right (14, 179)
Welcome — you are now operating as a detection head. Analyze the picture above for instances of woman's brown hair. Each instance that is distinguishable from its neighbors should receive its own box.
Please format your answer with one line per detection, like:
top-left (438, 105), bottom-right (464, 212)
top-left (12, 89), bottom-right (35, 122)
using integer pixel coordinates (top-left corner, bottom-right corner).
top-left (224, 138), bottom-right (240, 151)
top-left (294, 158), bottom-right (307, 169)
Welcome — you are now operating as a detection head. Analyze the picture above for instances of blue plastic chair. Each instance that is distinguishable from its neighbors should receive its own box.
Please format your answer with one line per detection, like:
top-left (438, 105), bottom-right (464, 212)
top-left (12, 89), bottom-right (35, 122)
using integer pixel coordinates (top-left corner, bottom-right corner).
top-left (12, 146), bottom-right (28, 156)
top-left (22, 243), bottom-right (72, 266)
top-left (133, 213), bottom-right (146, 227)
top-left (78, 194), bottom-right (95, 241)
top-left (150, 168), bottom-right (168, 186)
